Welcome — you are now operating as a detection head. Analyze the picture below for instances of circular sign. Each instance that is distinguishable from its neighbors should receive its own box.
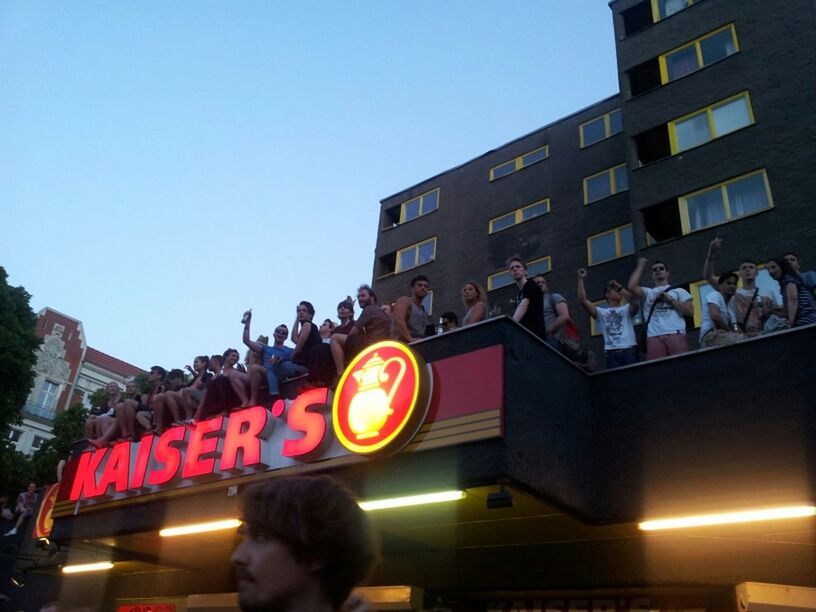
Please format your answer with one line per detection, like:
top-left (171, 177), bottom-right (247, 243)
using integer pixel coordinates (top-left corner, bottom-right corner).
top-left (33, 483), bottom-right (60, 540)
top-left (332, 341), bottom-right (430, 456)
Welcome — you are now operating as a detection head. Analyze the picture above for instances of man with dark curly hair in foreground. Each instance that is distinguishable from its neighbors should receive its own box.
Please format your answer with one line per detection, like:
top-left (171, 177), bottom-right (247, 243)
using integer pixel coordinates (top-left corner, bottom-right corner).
top-left (231, 475), bottom-right (379, 612)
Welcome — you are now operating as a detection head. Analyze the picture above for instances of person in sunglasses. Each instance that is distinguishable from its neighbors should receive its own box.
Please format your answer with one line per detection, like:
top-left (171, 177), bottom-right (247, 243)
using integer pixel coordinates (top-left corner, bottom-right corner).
top-left (628, 257), bottom-right (693, 359)
top-left (577, 269), bottom-right (640, 368)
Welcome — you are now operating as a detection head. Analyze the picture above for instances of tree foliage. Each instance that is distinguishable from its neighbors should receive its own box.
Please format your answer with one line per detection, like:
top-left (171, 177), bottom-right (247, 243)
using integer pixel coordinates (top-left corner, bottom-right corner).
top-left (29, 402), bottom-right (88, 486)
top-left (0, 439), bottom-right (33, 500)
top-left (0, 266), bottom-right (41, 430)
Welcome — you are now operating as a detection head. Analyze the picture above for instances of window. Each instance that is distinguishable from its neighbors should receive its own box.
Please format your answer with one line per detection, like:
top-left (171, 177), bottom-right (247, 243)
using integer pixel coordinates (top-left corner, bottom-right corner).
top-left (400, 188), bottom-right (439, 224)
top-left (643, 169), bottom-right (773, 243)
top-left (487, 256), bottom-right (551, 292)
top-left (622, 2), bottom-right (654, 36)
top-left (36, 380), bottom-right (59, 412)
top-left (396, 238), bottom-right (436, 274)
top-left (583, 164), bottom-right (629, 204)
top-left (587, 225), bottom-right (635, 266)
top-left (31, 436), bottom-right (46, 450)
top-left (580, 109), bottom-right (623, 148)
top-left (8, 429), bottom-right (22, 442)
top-left (669, 91), bottom-right (754, 154)
top-left (622, 0), bottom-right (705, 37)
top-left (660, 25), bottom-right (738, 84)
top-left (422, 291), bottom-right (433, 315)
top-left (679, 170), bottom-right (773, 233)
top-left (382, 188), bottom-right (439, 228)
top-left (652, 0), bottom-right (699, 21)
top-left (489, 145), bottom-right (549, 181)
top-left (488, 199), bottom-right (550, 234)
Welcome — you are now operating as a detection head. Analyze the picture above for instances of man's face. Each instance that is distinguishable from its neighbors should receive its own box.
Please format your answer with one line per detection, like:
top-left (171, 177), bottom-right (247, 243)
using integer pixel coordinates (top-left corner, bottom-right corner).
top-left (411, 280), bottom-right (429, 299)
top-left (739, 261), bottom-right (757, 281)
top-left (338, 305), bottom-right (352, 320)
top-left (508, 261), bottom-right (527, 281)
top-left (231, 525), bottom-right (316, 612)
top-left (533, 276), bottom-right (548, 292)
top-left (273, 327), bottom-right (288, 343)
top-left (357, 290), bottom-right (371, 308)
top-left (225, 351), bottom-right (239, 366)
top-left (149, 369), bottom-right (163, 383)
top-left (721, 276), bottom-right (738, 297)
top-left (784, 254), bottom-right (800, 272)
top-left (27, 483), bottom-right (36, 493)
top-left (125, 381), bottom-right (137, 395)
top-left (651, 263), bottom-right (670, 285)
top-left (296, 305), bottom-right (312, 323)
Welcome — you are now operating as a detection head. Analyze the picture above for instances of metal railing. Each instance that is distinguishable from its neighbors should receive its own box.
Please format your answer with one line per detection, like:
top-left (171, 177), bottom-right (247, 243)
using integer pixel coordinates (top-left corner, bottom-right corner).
top-left (23, 402), bottom-right (56, 421)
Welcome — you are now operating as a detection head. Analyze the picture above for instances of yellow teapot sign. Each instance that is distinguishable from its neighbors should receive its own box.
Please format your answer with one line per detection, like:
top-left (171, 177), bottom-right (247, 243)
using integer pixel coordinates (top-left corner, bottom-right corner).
top-left (332, 341), bottom-right (431, 455)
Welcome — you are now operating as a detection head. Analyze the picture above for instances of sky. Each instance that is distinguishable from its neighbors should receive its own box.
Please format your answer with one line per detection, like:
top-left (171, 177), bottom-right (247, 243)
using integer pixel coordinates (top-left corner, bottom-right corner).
top-left (0, 1), bottom-right (620, 371)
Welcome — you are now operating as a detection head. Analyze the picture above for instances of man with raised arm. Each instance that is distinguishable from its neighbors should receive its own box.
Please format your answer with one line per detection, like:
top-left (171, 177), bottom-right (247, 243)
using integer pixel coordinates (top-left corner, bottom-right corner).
top-left (702, 237), bottom-right (776, 336)
top-left (577, 268), bottom-right (639, 368)
top-left (243, 312), bottom-right (304, 405)
top-left (628, 257), bottom-right (693, 359)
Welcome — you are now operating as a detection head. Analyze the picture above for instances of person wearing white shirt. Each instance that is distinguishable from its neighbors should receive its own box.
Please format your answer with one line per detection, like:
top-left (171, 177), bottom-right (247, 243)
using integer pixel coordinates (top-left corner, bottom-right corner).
top-left (699, 272), bottom-right (744, 347)
top-left (628, 257), bottom-right (694, 360)
top-left (577, 268), bottom-right (639, 368)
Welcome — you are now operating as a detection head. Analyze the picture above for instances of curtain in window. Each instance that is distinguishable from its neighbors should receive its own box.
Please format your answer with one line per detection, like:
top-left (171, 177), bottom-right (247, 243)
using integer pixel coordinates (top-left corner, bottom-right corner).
top-left (662, 0), bottom-right (688, 17)
top-left (728, 175), bottom-right (769, 217)
top-left (666, 47), bottom-right (699, 80)
top-left (712, 97), bottom-right (751, 136)
top-left (687, 189), bottom-right (726, 230)
top-left (675, 113), bottom-right (711, 151)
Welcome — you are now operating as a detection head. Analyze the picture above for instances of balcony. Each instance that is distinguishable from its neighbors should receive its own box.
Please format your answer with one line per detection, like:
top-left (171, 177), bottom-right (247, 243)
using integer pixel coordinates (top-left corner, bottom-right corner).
top-left (23, 401), bottom-right (56, 421)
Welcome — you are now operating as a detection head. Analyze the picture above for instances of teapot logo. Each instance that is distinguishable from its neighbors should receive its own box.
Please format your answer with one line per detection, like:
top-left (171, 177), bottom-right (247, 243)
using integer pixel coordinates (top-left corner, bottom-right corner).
top-left (333, 341), bottom-right (430, 455)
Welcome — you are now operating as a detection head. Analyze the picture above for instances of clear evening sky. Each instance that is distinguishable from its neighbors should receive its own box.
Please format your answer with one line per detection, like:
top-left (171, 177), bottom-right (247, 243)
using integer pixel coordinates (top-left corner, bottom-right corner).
top-left (1, 1), bottom-right (619, 371)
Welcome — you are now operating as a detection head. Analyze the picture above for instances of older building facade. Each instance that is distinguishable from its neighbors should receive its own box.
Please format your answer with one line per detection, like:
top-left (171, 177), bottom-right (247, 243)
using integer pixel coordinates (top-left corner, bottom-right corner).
top-left (8, 308), bottom-right (143, 455)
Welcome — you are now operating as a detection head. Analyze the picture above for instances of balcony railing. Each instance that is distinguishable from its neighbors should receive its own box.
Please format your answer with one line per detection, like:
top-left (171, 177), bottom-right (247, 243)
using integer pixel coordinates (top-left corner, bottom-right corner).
top-left (23, 402), bottom-right (56, 421)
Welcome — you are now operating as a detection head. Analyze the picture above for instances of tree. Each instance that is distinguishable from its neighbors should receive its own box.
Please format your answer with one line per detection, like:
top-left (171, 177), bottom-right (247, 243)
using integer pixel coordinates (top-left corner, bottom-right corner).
top-left (29, 402), bottom-right (88, 486)
top-left (0, 266), bottom-right (41, 430)
top-left (0, 439), bottom-right (33, 499)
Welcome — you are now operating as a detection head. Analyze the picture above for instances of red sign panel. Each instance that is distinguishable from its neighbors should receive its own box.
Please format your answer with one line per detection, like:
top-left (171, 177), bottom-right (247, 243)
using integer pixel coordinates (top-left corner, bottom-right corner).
top-left (58, 342), bottom-right (504, 508)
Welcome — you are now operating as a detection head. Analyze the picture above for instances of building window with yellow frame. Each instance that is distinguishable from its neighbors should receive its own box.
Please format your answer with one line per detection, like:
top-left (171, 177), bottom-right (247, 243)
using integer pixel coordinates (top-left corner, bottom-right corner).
top-left (489, 145), bottom-right (549, 181)
top-left (669, 91), bottom-right (754, 154)
top-left (679, 170), bottom-right (772, 234)
top-left (659, 24), bottom-right (738, 84)
top-left (587, 224), bottom-right (635, 266)
top-left (396, 237), bottom-right (436, 274)
top-left (583, 164), bottom-right (628, 205)
top-left (488, 199), bottom-right (550, 234)
top-left (399, 188), bottom-right (439, 224)
top-left (651, 0), bottom-right (700, 22)
top-left (580, 109), bottom-right (622, 148)
top-left (487, 256), bottom-right (551, 291)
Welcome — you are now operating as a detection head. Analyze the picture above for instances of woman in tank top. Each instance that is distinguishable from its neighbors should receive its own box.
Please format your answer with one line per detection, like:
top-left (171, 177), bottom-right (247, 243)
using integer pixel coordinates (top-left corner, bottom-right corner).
top-left (461, 281), bottom-right (487, 326)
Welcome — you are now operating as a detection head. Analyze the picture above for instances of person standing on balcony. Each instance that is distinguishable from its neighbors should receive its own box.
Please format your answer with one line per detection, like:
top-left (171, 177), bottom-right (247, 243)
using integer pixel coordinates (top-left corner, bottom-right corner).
top-left (390, 275), bottom-right (431, 342)
top-left (628, 257), bottom-right (693, 359)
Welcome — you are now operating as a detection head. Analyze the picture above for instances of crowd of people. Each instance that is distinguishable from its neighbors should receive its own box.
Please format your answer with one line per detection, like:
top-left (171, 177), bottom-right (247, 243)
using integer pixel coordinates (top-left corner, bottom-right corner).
top-left (510, 240), bottom-right (815, 368)
top-left (80, 243), bottom-right (815, 448)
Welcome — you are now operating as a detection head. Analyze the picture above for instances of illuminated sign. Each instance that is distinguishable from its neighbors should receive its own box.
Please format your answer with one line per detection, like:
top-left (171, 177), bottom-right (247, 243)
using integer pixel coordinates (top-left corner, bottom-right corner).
top-left (333, 341), bottom-right (430, 455)
top-left (32, 483), bottom-right (60, 539)
top-left (57, 343), bottom-right (505, 509)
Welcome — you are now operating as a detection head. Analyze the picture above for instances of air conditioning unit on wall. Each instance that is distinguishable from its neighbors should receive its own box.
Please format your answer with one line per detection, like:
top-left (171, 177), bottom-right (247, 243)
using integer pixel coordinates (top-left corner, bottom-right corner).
top-left (736, 582), bottom-right (816, 612)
